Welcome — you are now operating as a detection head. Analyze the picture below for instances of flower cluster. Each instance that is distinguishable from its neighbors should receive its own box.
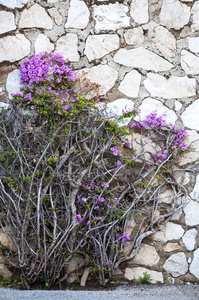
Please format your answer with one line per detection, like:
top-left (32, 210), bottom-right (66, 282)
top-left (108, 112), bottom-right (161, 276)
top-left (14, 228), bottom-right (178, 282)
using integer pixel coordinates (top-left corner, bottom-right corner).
top-left (131, 110), bottom-right (166, 129)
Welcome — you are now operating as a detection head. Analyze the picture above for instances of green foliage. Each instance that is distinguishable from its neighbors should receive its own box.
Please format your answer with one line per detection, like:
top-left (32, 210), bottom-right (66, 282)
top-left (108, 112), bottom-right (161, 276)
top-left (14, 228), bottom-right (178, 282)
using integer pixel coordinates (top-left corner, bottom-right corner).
top-left (0, 275), bottom-right (22, 289)
top-left (138, 272), bottom-right (152, 284)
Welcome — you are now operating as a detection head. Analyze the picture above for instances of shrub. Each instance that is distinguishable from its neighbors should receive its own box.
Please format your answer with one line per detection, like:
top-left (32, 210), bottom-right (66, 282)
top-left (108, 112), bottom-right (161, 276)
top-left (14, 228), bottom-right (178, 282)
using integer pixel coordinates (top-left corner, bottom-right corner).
top-left (0, 52), bottom-right (190, 289)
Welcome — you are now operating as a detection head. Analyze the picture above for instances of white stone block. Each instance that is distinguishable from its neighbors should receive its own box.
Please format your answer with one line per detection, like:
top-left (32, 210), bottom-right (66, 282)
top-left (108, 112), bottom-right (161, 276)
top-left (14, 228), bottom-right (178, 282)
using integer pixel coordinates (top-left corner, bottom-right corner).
top-left (65, 0), bottom-right (89, 29)
top-left (0, 0), bottom-right (28, 9)
top-left (0, 11), bottom-right (16, 35)
top-left (6, 69), bottom-right (21, 99)
top-left (131, 244), bottom-right (160, 266)
top-left (114, 47), bottom-right (174, 72)
top-left (181, 50), bottom-right (199, 75)
top-left (35, 34), bottom-right (54, 55)
top-left (191, 1), bottom-right (199, 32)
top-left (160, 0), bottom-right (190, 30)
top-left (187, 37), bottom-right (199, 53)
top-left (182, 229), bottom-right (197, 251)
top-left (163, 252), bottom-right (188, 277)
top-left (130, 0), bottom-right (149, 24)
top-left (55, 34), bottom-right (80, 62)
top-left (144, 73), bottom-right (196, 99)
top-left (190, 249), bottom-right (199, 279)
top-left (124, 267), bottom-right (163, 283)
top-left (118, 70), bottom-right (141, 98)
top-left (124, 28), bottom-right (144, 46)
top-left (84, 34), bottom-right (119, 61)
top-left (184, 199), bottom-right (199, 226)
top-left (152, 25), bottom-right (176, 58)
top-left (93, 3), bottom-right (130, 32)
top-left (181, 100), bottom-right (199, 131)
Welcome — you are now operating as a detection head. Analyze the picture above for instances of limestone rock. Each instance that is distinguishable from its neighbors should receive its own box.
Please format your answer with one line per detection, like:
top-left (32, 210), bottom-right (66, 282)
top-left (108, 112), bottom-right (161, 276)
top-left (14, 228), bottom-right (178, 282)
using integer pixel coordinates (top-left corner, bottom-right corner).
top-left (190, 173), bottom-right (199, 202)
top-left (159, 0), bottom-right (190, 30)
top-left (118, 70), bottom-right (141, 98)
top-left (184, 199), bottom-right (199, 226)
top-left (190, 249), bottom-right (199, 279)
top-left (0, 264), bottom-right (12, 279)
top-left (175, 100), bottom-right (182, 111)
top-left (152, 26), bottom-right (176, 58)
top-left (0, 11), bottom-right (16, 35)
top-left (19, 4), bottom-right (53, 29)
top-left (0, 102), bottom-right (9, 111)
top-left (77, 65), bottom-right (118, 96)
top-left (163, 242), bottom-right (181, 252)
top-left (48, 8), bottom-right (62, 26)
top-left (191, 1), bottom-right (199, 32)
top-left (124, 267), bottom-right (163, 283)
top-left (84, 34), bottom-right (119, 61)
top-left (159, 189), bottom-right (175, 204)
top-left (55, 34), bottom-right (79, 62)
top-left (98, 98), bottom-right (135, 127)
top-left (35, 34), bottom-right (54, 55)
top-left (131, 244), bottom-right (160, 266)
top-left (182, 229), bottom-right (197, 251)
top-left (6, 69), bottom-right (21, 99)
top-left (114, 47), bottom-right (174, 72)
top-left (93, 3), bottom-right (130, 33)
top-left (135, 98), bottom-right (177, 125)
top-left (66, 256), bottom-right (84, 274)
top-left (130, 0), bottom-right (149, 24)
top-left (187, 37), bottom-right (199, 53)
top-left (177, 130), bottom-right (199, 166)
top-left (0, 0), bottom-right (28, 9)
top-left (163, 252), bottom-right (188, 277)
top-left (65, 0), bottom-right (89, 29)
top-left (124, 28), bottom-right (144, 46)
top-left (0, 34), bottom-right (30, 63)
top-left (181, 101), bottom-right (199, 131)
top-left (0, 228), bottom-right (17, 252)
top-left (144, 73), bottom-right (196, 99)
top-left (181, 50), bottom-right (199, 75)
top-left (152, 222), bottom-right (184, 242)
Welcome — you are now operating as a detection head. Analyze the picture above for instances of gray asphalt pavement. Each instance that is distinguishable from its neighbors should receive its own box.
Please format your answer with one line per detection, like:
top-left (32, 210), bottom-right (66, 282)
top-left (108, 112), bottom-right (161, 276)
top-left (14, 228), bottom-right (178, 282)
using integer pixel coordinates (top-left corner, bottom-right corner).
top-left (0, 284), bottom-right (199, 300)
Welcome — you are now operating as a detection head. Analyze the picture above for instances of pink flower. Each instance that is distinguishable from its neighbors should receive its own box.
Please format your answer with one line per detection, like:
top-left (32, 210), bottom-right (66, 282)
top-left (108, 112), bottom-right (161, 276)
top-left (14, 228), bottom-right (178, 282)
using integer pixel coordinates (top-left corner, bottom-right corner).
top-left (30, 105), bottom-right (34, 110)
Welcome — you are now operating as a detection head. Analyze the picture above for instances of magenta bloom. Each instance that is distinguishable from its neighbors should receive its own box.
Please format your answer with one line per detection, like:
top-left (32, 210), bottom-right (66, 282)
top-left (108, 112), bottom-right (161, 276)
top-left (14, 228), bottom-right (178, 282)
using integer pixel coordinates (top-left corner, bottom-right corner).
top-left (30, 105), bottom-right (34, 110)
top-left (117, 160), bottom-right (123, 168)
top-left (101, 182), bottom-right (109, 189)
top-left (75, 214), bottom-right (82, 222)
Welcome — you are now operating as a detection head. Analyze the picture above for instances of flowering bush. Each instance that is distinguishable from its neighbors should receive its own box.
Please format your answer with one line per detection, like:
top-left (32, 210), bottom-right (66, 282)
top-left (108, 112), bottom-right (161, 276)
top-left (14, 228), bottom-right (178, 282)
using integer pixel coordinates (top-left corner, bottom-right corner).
top-left (0, 52), bottom-right (191, 289)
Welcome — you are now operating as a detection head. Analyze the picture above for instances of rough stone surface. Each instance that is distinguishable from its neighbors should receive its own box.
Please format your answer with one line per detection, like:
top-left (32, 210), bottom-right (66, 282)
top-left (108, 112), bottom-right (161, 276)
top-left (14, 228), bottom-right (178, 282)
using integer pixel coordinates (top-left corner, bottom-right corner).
top-left (181, 50), bottom-right (199, 75)
top-left (55, 34), bottom-right (79, 62)
top-left (0, 34), bottom-right (30, 63)
top-left (106, 99), bottom-right (134, 126)
top-left (181, 100), bottom-right (199, 131)
top-left (118, 70), bottom-right (141, 98)
top-left (130, 0), bottom-right (149, 24)
top-left (0, 264), bottom-right (12, 279)
top-left (159, 189), bottom-right (175, 204)
top-left (190, 249), bottom-right (199, 279)
top-left (0, 102), bottom-right (9, 111)
top-left (131, 244), bottom-right (160, 266)
top-left (93, 3), bottom-right (130, 33)
top-left (65, 0), bottom-right (89, 29)
top-left (152, 26), bottom-right (176, 58)
top-left (144, 73), bottom-right (196, 99)
top-left (78, 65), bottom-right (118, 97)
top-left (19, 4), bottom-right (53, 29)
top-left (124, 267), bottom-right (163, 283)
top-left (6, 69), bottom-right (21, 99)
top-left (114, 47), bottom-right (174, 72)
top-left (191, 1), bottom-right (199, 32)
top-left (152, 222), bottom-right (184, 242)
top-left (163, 252), bottom-right (188, 277)
top-left (135, 98), bottom-right (177, 125)
top-left (163, 243), bottom-right (181, 252)
top-left (182, 229), bottom-right (197, 251)
top-left (175, 100), bottom-right (182, 111)
top-left (187, 37), bottom-right (199, 53)
top-left (184, 199), bottom-right (199, 226)
top-left (84, 34), bottom-right (119, 61)
top-left (177, 130), bottom-right (199, 165)
top-left (0, 228), bottom-right (17, 252)
top-left (48, 8), bottom-right (62, 26)
top-left (0, 0), bottom-right (27, 9)
top-left (0, 11), bottom-right (16, 35)
top-left (124, 28), bottom-right (144, 46)
top-left (189, 174), bottom-right (199, 202)
top-left (159, 0), bottom-right (190, 30)
top-left (35, 34), bottom-right (54, 55)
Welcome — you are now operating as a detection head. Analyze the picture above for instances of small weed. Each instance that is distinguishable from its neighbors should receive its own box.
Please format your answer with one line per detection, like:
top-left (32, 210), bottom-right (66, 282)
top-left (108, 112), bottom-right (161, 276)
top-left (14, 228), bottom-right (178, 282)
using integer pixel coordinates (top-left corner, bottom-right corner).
top-left (138, 272), bottom-right (152, 284)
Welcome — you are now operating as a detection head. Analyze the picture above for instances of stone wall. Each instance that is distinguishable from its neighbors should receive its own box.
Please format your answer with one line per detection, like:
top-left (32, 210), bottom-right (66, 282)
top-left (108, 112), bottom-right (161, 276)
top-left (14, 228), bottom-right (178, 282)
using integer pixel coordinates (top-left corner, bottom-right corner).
top-left (1, 0), bottom-right (199, 285)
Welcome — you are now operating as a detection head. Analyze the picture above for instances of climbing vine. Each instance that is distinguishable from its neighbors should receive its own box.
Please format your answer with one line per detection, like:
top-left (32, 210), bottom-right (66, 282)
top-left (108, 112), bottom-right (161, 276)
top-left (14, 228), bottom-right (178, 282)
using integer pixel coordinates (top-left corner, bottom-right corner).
top-left (0, 52), bottom-right (191, 289)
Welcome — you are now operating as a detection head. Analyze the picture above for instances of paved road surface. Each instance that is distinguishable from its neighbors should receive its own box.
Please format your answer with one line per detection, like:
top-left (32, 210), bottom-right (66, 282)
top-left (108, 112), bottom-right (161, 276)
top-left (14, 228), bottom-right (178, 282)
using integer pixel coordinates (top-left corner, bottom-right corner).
top-left (0, 284), bottom-right (199, 300)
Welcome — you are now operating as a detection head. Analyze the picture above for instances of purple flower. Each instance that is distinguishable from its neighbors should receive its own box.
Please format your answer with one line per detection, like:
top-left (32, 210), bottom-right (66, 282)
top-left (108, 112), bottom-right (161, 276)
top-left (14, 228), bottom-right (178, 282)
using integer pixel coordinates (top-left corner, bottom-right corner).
top-left (75, 214), bottom-right (82, 222)
top-left (30, 105), bottom-right (34, 110)
top-left (102, 182), bottom-right (109, 189)
top-left (94, 205), bottom-right (99, 210)
top-left (107, 205), bottom-right (112, 209)
top-left (117, 160), bottom-right (123, 168)
top-left (109, 260), bottom-right (113, 265)
top-left (125, 142), bottom-right (131, 147)
top-left (98, 197), bottom-right (104, 203)
top-left (110, 146), bottom-right (121, 156)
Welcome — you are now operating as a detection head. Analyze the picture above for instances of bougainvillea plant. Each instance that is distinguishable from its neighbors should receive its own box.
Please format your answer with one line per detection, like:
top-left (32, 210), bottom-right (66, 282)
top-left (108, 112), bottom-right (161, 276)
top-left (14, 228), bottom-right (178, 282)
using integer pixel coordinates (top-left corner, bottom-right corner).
top-left (0, 52), bottom-right (191, 289)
